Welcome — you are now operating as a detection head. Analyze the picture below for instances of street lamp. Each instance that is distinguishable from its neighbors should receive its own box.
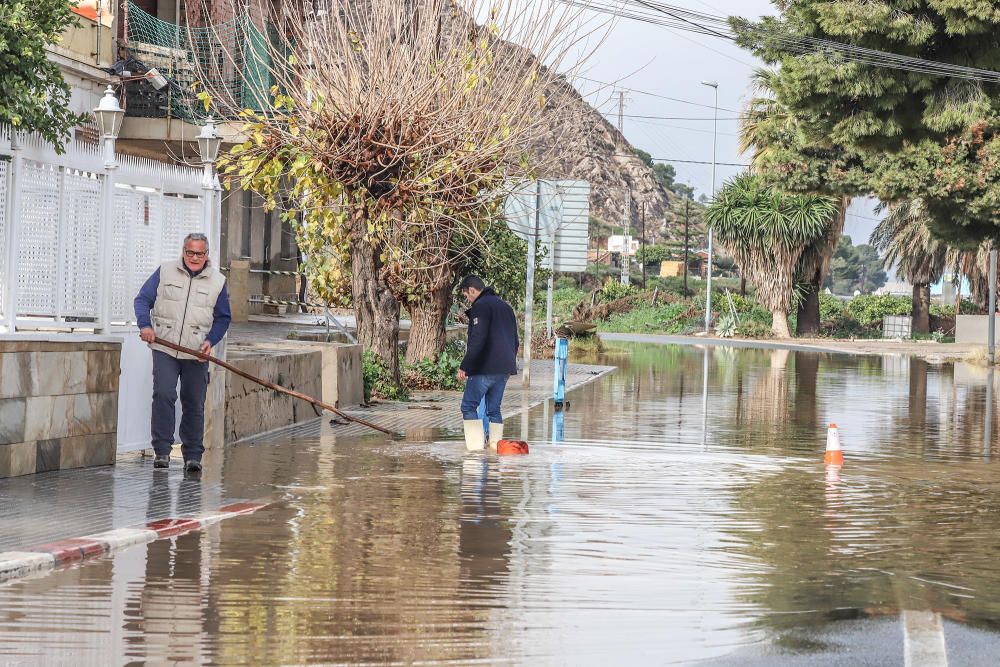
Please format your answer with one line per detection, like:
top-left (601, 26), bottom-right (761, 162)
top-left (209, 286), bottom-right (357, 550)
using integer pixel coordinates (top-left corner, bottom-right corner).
top-left (92, 85), bottom-right (125, 330)
top-left (93, 85), bottom-right (124, 168)
top-left (197, 117), bottom-right (223, 265)
top-left (701, 79), bottom-right (718, 333)
top-left (197, 116), bottom-right (222, 167)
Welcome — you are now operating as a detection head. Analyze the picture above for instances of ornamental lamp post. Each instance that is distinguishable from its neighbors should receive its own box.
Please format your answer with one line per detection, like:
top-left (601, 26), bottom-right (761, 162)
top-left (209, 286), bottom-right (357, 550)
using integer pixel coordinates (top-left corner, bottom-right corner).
top-left (93, 85), bottom-right (124, 169)
top-left (197, 117), bottom-right (223, 265)
top-left (93, 85), bottom-right (124, 330)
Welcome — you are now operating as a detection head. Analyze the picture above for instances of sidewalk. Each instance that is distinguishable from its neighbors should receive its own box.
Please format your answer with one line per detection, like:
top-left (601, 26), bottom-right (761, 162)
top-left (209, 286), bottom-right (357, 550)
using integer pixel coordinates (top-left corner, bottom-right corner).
top-left (599, 332), bottom-right (983, 362)
top-left (0, 359), bottom-right (614, 581)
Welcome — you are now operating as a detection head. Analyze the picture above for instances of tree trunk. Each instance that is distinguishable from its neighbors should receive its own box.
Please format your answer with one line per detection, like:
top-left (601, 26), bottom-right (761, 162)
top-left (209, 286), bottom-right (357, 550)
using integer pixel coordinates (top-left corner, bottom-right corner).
top-left (771, 310), bottom-right (791, 338)
top-left (793, 352), bottom-right (819, 430)
top-left (405, 283), bottom-right (453, 364)
top-left (908, 357), bottom-right (927, 430)
top-left (796, 268), bottom-right (822, 336)
top-left (350, 210), bottom-right (401, 385)
top-left (912, 283), bottom-right (931, 334)
top-left (739, 275), bottom-right (746, 297)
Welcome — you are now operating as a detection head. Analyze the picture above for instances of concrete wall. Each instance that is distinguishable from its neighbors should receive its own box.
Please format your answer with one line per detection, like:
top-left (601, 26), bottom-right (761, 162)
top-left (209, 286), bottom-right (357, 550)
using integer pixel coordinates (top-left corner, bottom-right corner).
top-left (223, 342), bottom-right (364, 443)
top-left (224, 346), bottom-right (323, 443)
top-left (955, 315), bottom-right (1000, 345)
top-left (0, 339), bottom-right (121, 478)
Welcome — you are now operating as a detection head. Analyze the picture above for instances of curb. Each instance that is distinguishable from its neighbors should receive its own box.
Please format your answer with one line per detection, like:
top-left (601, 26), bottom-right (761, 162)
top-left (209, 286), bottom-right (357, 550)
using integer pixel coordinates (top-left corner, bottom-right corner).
top-left (0, 500), bottom-right (269, 585)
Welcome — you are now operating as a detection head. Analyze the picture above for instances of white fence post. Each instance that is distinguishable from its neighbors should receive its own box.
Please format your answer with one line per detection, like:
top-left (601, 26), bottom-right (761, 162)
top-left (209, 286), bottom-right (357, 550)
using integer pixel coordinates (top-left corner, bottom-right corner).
top-left (4, 132), bottom-right (23, 332)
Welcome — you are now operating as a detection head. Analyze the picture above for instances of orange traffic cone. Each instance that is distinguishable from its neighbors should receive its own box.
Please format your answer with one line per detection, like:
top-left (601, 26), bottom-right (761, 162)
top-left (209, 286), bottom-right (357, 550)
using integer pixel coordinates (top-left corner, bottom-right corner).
top-left (824, 423), bottom-right (843, 466)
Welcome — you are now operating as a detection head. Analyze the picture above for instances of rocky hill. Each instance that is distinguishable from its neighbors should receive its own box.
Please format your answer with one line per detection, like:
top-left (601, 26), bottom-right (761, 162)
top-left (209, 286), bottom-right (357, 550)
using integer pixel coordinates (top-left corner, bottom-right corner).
top-left (533, 74), bottom-right (706, 244)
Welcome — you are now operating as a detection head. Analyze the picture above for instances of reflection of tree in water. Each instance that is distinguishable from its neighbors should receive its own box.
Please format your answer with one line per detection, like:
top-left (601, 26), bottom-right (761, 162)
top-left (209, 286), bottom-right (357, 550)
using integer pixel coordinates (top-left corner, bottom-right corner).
top-left (728, 455), bottom-right (1000, 641)
top-left (729, 350), bottom-right (821, 451)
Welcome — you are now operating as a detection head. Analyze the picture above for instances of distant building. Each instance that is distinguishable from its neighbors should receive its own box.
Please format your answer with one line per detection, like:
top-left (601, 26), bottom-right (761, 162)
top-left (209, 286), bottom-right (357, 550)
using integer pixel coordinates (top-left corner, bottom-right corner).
top-left (876, 280), bottom-right (913, 297)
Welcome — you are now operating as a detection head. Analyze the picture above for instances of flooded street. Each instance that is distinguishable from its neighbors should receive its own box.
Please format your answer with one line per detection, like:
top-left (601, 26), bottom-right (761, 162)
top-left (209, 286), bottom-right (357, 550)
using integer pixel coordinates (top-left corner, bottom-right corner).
top-left (4, 343), bottom-right (1000, 665)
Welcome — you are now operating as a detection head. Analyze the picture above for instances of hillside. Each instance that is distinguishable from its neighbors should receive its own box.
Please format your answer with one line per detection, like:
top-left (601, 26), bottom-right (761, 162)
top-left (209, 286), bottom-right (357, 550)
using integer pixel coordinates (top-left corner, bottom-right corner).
top-left (533, 73), bottom-right (708, 245)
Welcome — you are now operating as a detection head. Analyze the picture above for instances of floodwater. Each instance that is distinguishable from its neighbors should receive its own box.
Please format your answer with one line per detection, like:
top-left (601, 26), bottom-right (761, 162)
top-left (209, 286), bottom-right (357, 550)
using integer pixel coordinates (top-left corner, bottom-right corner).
top-left (4, 343), bottom-right (1000, 665)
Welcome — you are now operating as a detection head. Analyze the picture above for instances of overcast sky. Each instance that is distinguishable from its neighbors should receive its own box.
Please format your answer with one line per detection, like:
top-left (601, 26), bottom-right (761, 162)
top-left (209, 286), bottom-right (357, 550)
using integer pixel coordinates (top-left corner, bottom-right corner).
top-left (567, 0), bottom-right (884, 245)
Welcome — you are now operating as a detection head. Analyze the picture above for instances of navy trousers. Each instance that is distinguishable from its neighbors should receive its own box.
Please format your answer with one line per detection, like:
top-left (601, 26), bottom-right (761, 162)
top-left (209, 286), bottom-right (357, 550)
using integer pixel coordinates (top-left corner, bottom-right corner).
top-left (151, 350), bottom-right (210, 462)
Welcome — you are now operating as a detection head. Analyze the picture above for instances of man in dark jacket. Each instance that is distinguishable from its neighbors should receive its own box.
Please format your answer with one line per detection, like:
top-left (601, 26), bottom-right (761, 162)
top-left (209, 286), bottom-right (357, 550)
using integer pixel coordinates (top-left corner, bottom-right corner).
top-left (457, 275), bottom-right (519, 451)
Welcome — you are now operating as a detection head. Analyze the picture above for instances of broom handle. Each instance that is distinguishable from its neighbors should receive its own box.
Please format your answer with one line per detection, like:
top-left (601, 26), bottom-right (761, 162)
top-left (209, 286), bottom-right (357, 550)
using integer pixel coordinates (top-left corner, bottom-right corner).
top-left (153, 337), bottom-right (394, 436)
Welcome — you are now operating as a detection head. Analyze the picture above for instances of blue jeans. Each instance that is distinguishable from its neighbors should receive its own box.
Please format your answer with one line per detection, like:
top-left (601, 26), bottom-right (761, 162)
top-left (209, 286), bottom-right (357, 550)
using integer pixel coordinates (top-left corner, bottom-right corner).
top-left (151, 350), bottom-right (210, 461)
top-left (461, 374), bottom-right (509, 422)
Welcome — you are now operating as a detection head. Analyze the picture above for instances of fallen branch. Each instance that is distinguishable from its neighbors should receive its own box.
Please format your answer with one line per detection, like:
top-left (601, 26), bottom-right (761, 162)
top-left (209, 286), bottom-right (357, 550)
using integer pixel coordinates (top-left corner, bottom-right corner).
top-left (152, 337), bottom-right (395, 437)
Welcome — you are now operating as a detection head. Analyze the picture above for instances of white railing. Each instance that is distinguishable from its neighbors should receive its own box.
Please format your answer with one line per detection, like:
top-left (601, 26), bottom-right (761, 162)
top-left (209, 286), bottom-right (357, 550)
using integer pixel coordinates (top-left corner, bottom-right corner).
top-left (0, 127), bottom-right (209, 332)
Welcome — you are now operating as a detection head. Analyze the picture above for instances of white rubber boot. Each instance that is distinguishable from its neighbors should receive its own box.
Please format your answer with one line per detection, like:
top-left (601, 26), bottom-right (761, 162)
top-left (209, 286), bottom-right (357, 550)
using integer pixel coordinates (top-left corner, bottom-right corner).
top-left (488, 422), bottom-right (504, 451)
top-left (463, 420), bottom-right (486, 452)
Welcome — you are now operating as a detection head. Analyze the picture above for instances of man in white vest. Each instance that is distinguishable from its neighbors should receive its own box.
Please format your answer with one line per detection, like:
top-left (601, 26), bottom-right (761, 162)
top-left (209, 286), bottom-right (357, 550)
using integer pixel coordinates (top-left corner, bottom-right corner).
top-left (134, 233), bottom-right (231, 474)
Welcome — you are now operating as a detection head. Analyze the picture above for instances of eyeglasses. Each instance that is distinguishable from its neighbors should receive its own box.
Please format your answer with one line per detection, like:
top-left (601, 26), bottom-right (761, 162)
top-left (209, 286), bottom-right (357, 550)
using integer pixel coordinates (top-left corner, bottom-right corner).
top-left (184, 249), bottom-right (208, 258)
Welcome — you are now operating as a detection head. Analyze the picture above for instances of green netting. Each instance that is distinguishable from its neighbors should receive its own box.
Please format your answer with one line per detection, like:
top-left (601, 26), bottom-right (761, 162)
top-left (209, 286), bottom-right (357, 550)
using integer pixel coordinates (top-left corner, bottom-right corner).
top-left (126, 2), bottom-right (274, 120)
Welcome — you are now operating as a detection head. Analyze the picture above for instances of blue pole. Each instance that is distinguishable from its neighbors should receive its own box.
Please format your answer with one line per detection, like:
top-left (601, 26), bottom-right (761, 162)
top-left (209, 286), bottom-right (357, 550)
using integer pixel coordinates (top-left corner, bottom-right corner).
top-left (553, 337), bottom-right (568, 407)
top-left (477, 396), bottom-right (489, 438)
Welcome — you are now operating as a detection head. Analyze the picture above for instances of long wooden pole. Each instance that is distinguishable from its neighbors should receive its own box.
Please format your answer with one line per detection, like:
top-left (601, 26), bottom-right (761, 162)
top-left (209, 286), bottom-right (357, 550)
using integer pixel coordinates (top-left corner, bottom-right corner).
top-left (153, 337), bottom-right (395, 437)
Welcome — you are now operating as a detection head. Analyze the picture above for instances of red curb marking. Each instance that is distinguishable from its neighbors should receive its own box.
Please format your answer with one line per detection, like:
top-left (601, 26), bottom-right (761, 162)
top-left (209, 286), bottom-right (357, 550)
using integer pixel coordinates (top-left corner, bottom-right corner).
top-left (218, 502), bottom-right (267, 515)
top-left (30, 538), bottom-right (107, 564)
top-left (147, 518), bottom-right (202, 538)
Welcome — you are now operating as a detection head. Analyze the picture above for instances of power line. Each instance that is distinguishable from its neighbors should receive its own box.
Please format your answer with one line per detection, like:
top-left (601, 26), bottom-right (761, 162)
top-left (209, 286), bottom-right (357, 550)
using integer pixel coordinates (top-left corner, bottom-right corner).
top-left (576, 75), bottom-right (741, 113)
top-left (610, 112), bottom-right (743, 121)
top-left (566, 0), bottom-right (1000, 84)
top-left (615, 153), bottom-right (747, 167)
top-left (626, 116), bottom-right (741, 137)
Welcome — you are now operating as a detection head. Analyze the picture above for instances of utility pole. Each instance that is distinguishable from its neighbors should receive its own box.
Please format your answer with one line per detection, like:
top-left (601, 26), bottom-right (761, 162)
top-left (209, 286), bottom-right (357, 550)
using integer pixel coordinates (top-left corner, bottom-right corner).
top-left (641, 201), bottom-right (647, 289)
top-left (618, 90), bottom-right (630, 286)
top-left (989, 245), bottom-right (997, 365)
top-left (683, 197), bottom-right (690, 295)
top-left (620, 190), bottom-right (631, 285)
top-left (618, 90), bottom-right (625, 137)
top-left (701, 80), bottom-right (719, 333)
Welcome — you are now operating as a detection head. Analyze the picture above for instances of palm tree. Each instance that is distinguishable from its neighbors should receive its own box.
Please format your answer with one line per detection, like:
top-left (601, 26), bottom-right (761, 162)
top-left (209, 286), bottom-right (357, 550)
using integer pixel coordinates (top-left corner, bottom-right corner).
top-left (707, 174), bottom-right (838, 338)
top-left (869, 199), bottom-right (949, 334)
top-left (739, 69), bottom-right (853, 335)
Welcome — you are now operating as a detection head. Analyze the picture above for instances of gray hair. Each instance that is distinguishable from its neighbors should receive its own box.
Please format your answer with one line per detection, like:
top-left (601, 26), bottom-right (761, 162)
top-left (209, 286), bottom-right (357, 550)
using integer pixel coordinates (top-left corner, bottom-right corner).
top-left (183, 232), bottom-right (209, 250)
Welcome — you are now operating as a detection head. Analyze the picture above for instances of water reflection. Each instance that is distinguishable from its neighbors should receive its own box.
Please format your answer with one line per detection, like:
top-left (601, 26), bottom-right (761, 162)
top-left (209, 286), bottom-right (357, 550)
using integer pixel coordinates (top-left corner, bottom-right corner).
top-left (4, 344), bottom-right (1000, 663)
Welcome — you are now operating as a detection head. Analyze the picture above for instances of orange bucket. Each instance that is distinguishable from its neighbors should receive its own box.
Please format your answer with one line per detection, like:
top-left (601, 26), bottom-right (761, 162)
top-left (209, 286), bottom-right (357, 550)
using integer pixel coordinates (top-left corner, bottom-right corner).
top-left (497, 440), bottom-right (529, 456)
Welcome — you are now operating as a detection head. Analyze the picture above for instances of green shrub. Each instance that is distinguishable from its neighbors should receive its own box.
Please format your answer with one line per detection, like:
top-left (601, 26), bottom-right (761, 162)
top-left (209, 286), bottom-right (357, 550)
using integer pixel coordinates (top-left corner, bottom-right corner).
top-left (599, 278), bottom-right (639, 302)
top-left (554, 275), bottom-right (577, 290)
top-left (930, 299), bottom-right (980, 317)
top-left (716, 313), bottom-right (738, 338)
top-left (844, 294), bottom-right (911, 327)
top-left (363, 351), bottom-right (409, 402)
top-left (597, 301), bottom-right (697, 334)
top-left (727, 293), bottom-right (757, 313)
top-left (819, 293), bottom-right (845, 321)
top-left (403, 340), bottom-right (466, 391)
top-left (736, 319), bottom-right (772, 338)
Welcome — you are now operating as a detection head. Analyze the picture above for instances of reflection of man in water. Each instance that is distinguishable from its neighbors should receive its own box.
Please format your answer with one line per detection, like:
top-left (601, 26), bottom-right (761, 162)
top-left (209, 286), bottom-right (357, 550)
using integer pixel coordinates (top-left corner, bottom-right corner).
top-left (127, 476), bottom-right (207, 662)
top-left (458, 458), bottom-right (512, 589)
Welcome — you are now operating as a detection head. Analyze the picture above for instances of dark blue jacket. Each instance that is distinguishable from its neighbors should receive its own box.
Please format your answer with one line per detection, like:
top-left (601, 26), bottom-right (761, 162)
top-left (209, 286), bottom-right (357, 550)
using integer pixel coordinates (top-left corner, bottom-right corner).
top-left (460, 287), bottom-right (519, 376)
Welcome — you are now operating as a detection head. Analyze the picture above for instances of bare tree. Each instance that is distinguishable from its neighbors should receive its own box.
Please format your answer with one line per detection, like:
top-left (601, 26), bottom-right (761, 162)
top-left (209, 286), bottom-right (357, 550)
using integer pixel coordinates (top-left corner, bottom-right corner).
top-left (201, 0), bottom-right (600, 381)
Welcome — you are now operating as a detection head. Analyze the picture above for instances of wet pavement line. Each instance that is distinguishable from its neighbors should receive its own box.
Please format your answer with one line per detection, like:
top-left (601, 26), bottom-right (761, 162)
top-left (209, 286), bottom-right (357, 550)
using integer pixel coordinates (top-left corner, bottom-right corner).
top-left (903, 610), bottom-right (949, 667)
top-left (0, 500), bottom-right (271, 586)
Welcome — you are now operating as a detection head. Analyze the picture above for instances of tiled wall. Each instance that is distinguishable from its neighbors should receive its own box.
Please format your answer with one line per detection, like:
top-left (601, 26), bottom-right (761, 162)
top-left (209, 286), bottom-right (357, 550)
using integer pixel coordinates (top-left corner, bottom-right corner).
top-left (0, 341), bottom-right (121, 478)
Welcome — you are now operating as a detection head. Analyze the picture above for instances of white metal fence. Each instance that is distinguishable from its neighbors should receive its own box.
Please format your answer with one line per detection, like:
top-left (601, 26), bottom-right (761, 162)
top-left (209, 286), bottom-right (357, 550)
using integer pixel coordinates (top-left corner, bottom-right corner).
top-left (0, 128), bottom-right (208, 332)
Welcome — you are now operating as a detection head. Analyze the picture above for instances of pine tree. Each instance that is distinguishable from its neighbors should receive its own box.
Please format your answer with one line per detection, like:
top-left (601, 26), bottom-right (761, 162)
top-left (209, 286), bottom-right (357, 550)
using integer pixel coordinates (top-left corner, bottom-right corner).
top-left (735, 2), bottom-right (1000, 244)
